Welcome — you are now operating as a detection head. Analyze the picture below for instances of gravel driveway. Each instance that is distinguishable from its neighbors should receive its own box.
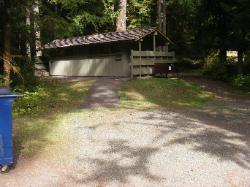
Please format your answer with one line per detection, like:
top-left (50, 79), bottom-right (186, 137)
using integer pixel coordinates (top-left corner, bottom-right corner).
top-left (78, 79), bottom-right (126, 108)
top-left (1, 78), bottom-right (250, 187)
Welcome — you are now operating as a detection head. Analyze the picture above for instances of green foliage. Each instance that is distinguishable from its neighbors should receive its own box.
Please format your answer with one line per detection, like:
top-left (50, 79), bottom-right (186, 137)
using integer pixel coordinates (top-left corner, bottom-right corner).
top-left (166, 0), bottom-right (200, 56)
top-left (1, 0), bottom-right (250, 87)
top-left (13, 84), bottom-right (47, 116)
top-left (232, 74), bottom-right (250, 91)
top-left (13, 79), bottom-right (94, 117)
top-left (47, 0), bottom-right (117, 35)
top-left (41, 7), bottom-right (73, 42)
top-left (202, 51), bottom-right (228, 81)
top-left (127, 0), bottom-right (155, 29)
top-left (196, 0), bottom-right (250, 61)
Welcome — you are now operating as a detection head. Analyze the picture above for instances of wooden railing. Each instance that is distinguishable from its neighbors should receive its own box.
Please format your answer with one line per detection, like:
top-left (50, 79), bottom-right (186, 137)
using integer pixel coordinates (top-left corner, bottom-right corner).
top-left (130, 50), bottom-right (176, 78)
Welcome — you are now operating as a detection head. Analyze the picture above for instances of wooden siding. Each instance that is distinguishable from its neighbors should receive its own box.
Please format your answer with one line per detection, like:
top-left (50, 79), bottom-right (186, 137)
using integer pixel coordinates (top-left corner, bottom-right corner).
top-left (50, 53), bottom-right (130, 77)
top-left (130, 50), bottom-right (176, 78)
top-left (131, 50), bottom-right (175, 57)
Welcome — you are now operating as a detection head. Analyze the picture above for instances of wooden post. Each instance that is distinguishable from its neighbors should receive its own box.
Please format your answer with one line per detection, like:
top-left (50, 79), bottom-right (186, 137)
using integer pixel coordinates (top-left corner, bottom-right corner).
top-left (153, 32), bottom-right (157, 70)
top-left (166, 42), bottom-right (169, 52)
top-left (130, 50), bottom-right (134, 79)
top-left (153, 32), bottom-right (157, 52)
top-left (153, 32), bottom-right (157, 63)
top-left (139, 40), bottom-right (142, 78)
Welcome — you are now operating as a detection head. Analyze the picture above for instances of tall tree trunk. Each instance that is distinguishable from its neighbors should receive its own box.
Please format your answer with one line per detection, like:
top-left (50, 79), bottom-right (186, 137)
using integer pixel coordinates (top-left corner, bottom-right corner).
top-left (219, 48), bottom-right (226, 64)
top-left (3, 25), bottom-right (11, 85)
top-left (33, 0), bottom-right (47, 76)
top-left (238, 50), bottom-right (244, 74)
top-left (3, 1), bottom-right (11, 85)
top-left (116, 0), bottom-right (127, 32)
top-left (157, 0), bottom-right (167, 35)
top-left (26, 7), bottom-right (32, 61)
top-left (157, 0), bottom-right (167, 51)
top-left (33, 0), bottom-right (42, 59)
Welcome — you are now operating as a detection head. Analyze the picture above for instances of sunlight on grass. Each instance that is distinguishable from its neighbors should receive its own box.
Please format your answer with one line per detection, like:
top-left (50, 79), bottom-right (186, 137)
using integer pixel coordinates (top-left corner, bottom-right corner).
top-left (119, 78), bottom-right (211, 110)
top-left (13, 79), bottom-right (94, 158)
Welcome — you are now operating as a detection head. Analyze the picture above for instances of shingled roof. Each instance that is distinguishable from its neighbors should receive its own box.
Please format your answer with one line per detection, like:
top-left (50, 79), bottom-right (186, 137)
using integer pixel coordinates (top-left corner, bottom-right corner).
top-left (44, 27), bottom-right (167, 49)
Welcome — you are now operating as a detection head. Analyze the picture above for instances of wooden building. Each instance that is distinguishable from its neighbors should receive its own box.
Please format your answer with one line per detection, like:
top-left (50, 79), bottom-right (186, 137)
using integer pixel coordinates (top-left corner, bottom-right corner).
top-left (44, 27), bottom-right (175, 78)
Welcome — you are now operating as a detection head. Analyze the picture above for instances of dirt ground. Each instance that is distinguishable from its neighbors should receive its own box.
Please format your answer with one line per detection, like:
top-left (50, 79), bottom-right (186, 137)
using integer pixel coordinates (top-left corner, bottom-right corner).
top-left (1, 78), bottom-right (250, 187)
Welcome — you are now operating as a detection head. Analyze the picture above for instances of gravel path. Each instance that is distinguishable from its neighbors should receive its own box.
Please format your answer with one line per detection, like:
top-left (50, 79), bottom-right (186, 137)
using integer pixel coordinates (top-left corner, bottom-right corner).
top-left (55, 106), bottom-right (250, 187)
top-left (1, 78), bottom-right (250, 187)
top-left (78, 79), bottom-right (126, 108)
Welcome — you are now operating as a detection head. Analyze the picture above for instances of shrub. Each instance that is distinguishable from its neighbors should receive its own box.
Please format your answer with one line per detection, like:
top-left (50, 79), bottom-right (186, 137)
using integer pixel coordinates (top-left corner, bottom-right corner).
top-left (13, 82), bottom-right (48, 116)
top-left (203, 51), bottom-right (229, 81)
top-left (232, 74), bottom-right (250, 91)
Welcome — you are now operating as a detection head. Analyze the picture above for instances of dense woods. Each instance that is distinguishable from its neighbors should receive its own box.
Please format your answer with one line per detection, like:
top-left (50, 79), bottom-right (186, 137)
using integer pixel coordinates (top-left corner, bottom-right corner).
top-left (0, 0), bottom-right (250, 89)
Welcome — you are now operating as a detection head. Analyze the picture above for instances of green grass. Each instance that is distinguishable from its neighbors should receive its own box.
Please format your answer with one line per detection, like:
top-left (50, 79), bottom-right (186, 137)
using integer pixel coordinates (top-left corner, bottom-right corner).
top-left (119, 78), bottom-right (211, 109)
top-left (13, 79), bottom-right (93, 117)
top-left (12, 79), bottom-right (94, 157)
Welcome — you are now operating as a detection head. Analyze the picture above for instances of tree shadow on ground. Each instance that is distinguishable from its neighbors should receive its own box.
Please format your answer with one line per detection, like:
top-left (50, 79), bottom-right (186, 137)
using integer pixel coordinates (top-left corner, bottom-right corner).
top-left (118, 77), bottom-right (250, 169)
top-left (42, 77), bottom-right (249, 185)
top-left (174, 108), bottom-right (250, 168)
top-left (67, 107), bottom-right (250, 185)
top-left (137, 106), bottom-right (250, 169)
top-left (70, 139), bottom-right (161, 184)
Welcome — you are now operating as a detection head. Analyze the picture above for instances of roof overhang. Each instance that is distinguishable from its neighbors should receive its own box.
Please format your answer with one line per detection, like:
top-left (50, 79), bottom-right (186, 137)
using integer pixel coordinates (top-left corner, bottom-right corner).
top-left (44, 27), bottom-right (171, 50)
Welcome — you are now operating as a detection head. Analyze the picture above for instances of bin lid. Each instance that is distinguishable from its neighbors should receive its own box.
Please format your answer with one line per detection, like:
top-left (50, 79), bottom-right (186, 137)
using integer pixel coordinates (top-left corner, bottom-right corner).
top-left (0, 93), bottom-right (23, 98)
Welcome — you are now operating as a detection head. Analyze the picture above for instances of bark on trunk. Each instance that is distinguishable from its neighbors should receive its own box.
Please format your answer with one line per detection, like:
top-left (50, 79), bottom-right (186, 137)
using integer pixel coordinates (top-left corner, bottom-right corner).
top-left (219, 49), bottom-right (226, 64)
top-left (116, 0), bottom-right (127, 32)
top-left (238, 50), bottom-right (244, 74)
top-left (33, 0), bottom-right (47, 76)
top-left (3, 24), bottom-right (11, 85)
top-left (33, 0), bottom-right (42, 58)
top-left (157, 0), bottom-right (167, 35)
top-left (3, 1), bottom-right (11, 85)
top-left (26, 7), bottom-right (32, 60)
top-left (157, 0), bottom-right (167, 51)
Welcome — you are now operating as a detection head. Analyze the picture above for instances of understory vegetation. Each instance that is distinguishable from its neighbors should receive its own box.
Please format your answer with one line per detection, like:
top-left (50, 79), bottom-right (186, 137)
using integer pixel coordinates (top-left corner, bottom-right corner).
top-left (13, 79), bottom-right (93, 116)
top-left (233, 74), bottom-right (250, 91)
top-left (176, 51), bottom-right (250, 93)
top-left (119, 78), bottom-right (211, 109)
top-left (201, 51), bottom-right (250, 92)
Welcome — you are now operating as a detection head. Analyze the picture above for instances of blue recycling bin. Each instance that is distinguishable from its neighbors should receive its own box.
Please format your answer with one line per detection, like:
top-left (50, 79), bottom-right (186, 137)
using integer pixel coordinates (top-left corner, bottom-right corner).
top-left (0, 94), bottom-right (22, 172)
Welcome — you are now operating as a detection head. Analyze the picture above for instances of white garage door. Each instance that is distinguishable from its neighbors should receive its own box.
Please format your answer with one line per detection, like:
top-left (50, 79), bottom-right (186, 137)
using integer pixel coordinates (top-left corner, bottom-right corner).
top-left (50, 55), bottom-right (130, 77)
